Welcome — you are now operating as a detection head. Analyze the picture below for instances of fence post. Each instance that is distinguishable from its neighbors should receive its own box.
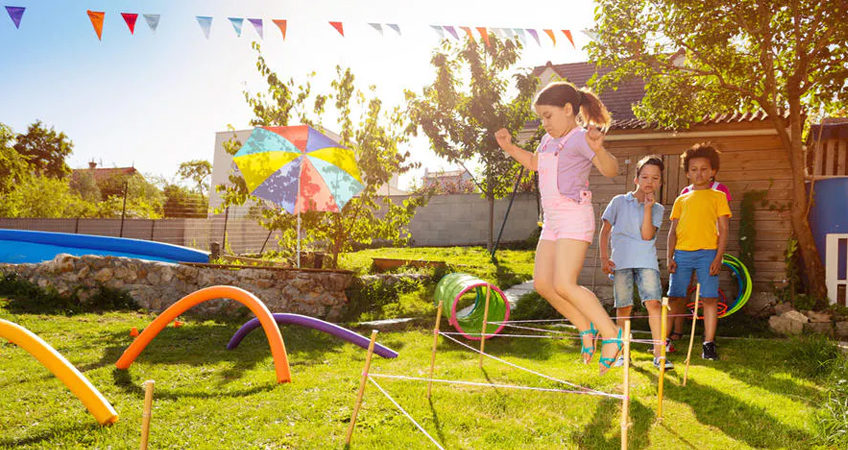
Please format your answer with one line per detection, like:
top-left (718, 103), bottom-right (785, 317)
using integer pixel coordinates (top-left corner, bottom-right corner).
top-left (222, 207), bottom-right (229, 253)
top-left (120, 181), bottom-right (128, 237)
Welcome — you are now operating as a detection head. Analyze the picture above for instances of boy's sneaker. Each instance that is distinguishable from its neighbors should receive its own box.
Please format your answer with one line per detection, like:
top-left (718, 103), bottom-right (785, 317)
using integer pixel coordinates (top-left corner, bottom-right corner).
top-left (652, 356), bottom-right (674, 370)
top-left (665, 338), bottom-right (676, 353)
top-left (701, 341), bottom-right (718, 360)
top-left (612, 355), bottom-right (631, 367)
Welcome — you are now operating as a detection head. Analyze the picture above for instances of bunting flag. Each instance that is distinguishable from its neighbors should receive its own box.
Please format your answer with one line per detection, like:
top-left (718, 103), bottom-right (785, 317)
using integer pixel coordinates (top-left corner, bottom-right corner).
top-left (272, 19), bottom-right (287, 39)
top-left (228, 17), bottom-right (244, 37)
top-left (561, 29), bottom-right (575, 48)
top-left (5, 6), bottom-right (24, 29)
top-left (387, 23), bottom-right (400, 35)
top-left (143, 14), bottom-right (160, 33)
top-left (429, 25), bottom-right (444, 39)
top-left (196, 16), bottom-right (212, 39)
top-left (443, 25), bottom-right (459, 40)
top-left (459, 26), bottom-right (474, 41)
top-left (513, 28), bottom-right (526, 43)
top-left (121, 13), bottom-right (138, 34)
top-left (329, 21), bottom-right (344, 36)
top-left (248, 18), bottom-right (263, 38)
top-left (369, 23), bottom-right (383, 35)
top-left (543, 29), bottom-right (556, 46)
top-left (581, 28), bottom-right (598, 42)
top-left (526, 28), bottom-right (540, 45)
top-left (87, 10), bottom-right (104, 41)
top-left (476, 27), bottom-right (490, 47)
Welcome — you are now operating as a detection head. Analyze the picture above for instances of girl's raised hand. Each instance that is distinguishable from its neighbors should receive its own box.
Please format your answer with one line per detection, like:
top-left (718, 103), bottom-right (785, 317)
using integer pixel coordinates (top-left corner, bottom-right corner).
top-left (495, 128), bottom-right (512, 149)
top-left (585, 127), bottom-right (605, 153)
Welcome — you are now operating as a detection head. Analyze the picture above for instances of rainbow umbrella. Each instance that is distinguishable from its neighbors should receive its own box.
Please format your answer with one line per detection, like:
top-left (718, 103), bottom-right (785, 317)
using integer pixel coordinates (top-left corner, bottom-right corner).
top-left (233, 125), bottom-right (364, 266)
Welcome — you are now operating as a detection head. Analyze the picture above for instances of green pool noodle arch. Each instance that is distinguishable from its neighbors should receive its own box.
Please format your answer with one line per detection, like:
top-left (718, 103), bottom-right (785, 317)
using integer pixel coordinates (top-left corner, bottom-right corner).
top-left (434, 273), bottom-right (510, 340)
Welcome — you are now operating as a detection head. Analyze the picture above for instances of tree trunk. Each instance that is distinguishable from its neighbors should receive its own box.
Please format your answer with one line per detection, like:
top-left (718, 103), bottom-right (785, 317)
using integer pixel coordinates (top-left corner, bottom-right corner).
top-left (486, 193), bottom-right (494, 252)
top-left (776, 109), bottom-right (829, 300)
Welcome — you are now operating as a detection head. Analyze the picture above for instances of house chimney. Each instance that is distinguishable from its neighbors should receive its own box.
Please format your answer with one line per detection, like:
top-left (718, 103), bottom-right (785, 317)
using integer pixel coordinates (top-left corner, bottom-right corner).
top-left (88, 161), bottom-right (97, 169)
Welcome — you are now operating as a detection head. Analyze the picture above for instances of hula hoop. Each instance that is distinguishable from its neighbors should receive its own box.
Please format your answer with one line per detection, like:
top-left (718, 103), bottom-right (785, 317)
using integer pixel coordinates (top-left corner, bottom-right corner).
top-left (685, 254), bottom-right (751, 319)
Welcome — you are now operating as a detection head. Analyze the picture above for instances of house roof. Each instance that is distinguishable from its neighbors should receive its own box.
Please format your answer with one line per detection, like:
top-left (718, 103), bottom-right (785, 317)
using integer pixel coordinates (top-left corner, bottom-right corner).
top-left (72, 165), bottom-right (138, 183)
top-left (531, 61), bottom-right (782, 131)
top-left (424, 169), bottom-right (469, 179)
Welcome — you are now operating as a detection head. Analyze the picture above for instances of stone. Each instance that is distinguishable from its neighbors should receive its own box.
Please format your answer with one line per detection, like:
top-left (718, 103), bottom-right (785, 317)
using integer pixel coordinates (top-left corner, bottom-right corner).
top-left (774, 302), bottom-right (795, 315)
top-left (744, 292), bottom-right (776, 317)
top-left (804, 310), bottom-right (832, 323)
top-left (49, 254), bottom-right (77, 273)
top-left (769, 315), bottom-right (803, 335)
top-left (781, 310), bottom-right (810, 323)
top-left (836, 321), bottom-right (848, 340)
top-left (93, 267), bottom-right (113, 283)
top-left (804, 321), bottom-right (834, 337)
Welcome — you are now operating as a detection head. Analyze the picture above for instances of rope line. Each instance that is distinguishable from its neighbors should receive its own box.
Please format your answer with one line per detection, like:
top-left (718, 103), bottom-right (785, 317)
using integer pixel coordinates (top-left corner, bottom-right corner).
top-left (440, 331), bottom-right (662, 345)
top-left (490, 312), bottom-right (695, 325)
top-left (369, 373), bottom-right (622, 399)
top-left (438, 332), bottom-right (611, 397)
top-left (368, 377), bottom-right (445, 450)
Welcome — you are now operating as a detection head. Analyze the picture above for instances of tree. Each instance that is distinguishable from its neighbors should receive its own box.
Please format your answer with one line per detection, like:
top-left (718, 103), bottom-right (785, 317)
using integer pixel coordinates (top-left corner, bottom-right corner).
top-left (405, 35), bottom-right (538, 251)
top-left (13, 120), bottom-right (74, 179)
top-left (162, 184), bottom-right (207, 218)
top-left (217, 43), bottom-right (428, 267)
top-left (0, 175), bottom-right (95, 218)
top-left (588, 0), bottom-right (848, 298)
top-left (0, 123), bottom-right (28, 195)
top-left (177, 159), bottom-right (212, 196)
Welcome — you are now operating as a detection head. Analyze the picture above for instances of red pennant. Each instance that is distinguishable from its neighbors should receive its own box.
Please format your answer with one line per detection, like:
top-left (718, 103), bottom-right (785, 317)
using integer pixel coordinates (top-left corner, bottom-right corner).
top-left (543, 29), bottom-right (556, 46)
top-left (121, 13), bottom-right (138, 34)
top-left (476, 27), bottom-right (491, 47)
top-left (459, 26), bottom-right (474, 42)
top-left (272, 19), bottom-right (287, 39)
top-left (329, 21), bottom-right (344, 36)
top-left (561, 30), bottom-right (575, 48)
top-left (87, 10), bottom-right (104, 41)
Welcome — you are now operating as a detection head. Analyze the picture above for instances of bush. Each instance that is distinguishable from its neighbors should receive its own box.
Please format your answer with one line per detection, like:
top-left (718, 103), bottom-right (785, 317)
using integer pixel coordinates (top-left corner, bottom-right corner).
top-left (785, 334), bottom-right (841, 379)
top-left (814, 355), bottom-right (848, 447)
top-left (0, 272), bottom-right (137, 314)
top-left (510, 291), bottom-right (559, 321)
top-left (343, 275), bottom-right (430, 322)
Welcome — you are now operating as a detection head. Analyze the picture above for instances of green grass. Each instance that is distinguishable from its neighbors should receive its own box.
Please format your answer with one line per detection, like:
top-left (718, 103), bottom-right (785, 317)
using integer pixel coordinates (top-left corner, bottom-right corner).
top-left (0, 307), bottom-right (833, 449)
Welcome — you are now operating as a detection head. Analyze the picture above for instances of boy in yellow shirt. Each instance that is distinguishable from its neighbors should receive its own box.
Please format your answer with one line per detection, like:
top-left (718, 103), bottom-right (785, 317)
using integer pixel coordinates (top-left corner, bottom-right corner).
top-left (667, 143), bottom-right (731, 360)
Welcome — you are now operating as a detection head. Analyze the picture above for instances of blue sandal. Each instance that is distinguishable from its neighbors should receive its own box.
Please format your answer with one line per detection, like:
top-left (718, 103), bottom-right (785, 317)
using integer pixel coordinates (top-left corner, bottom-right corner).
top-left (599, 328), bottom-right (623, 374)
top-left (579, 323), bottom-right (597, 363)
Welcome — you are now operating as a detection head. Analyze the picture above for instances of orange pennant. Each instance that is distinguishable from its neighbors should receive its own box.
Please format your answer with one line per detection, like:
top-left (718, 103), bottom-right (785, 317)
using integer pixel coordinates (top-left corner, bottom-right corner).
top-left (476, 27), bottom-right (491, 47)
top-left (459, 26), bottom-right (474, 42)
top-left (87, 10), bottom-right (104, 41)
top-left (329, 21), bottom-right (344, 36)
top-left (273, 19), bottom-right (287, 39)
top-left (543, 29), bottom-right (556, 46)
top-left (561, 29), bottom-right (575, 48)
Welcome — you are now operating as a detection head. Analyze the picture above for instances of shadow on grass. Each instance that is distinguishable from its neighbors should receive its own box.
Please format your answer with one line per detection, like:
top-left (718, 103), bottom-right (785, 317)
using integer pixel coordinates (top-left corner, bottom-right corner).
top-left (0, 423), bottom-right (101, 447)
top-left (572, 396), bottom-right (653, 450)
top-left (110, 368), bottom-right (276, 400)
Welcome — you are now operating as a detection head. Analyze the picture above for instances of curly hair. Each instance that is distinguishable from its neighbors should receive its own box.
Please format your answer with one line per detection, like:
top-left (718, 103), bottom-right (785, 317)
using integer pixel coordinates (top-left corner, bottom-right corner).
top-left (682, 143), bottom-right (721, 172)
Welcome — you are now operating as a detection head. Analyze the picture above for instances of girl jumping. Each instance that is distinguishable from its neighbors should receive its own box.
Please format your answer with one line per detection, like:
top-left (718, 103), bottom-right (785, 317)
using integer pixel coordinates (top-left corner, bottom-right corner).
top-left (495, 81), bottom-right (622, 374)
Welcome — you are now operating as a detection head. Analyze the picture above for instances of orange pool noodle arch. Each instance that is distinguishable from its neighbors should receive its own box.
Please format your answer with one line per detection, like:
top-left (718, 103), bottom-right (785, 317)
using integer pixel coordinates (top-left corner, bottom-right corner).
top-left (0, 318), bottom-right (119, 425)
top-left (115, 285), bottom-right (292, 383)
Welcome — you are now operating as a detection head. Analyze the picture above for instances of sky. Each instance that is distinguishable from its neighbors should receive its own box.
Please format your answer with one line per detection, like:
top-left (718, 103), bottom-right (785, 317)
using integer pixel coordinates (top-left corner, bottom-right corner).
top-left (0, 0), bottom-right (595, 189)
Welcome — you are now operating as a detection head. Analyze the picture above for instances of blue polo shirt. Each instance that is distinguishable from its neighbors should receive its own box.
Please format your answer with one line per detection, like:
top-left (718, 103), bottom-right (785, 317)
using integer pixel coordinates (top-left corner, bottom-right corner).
top-left (601, 192), bottom-right (664, 270)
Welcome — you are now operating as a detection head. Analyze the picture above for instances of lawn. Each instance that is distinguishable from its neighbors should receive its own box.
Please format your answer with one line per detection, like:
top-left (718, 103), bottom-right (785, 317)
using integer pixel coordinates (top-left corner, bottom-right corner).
top-left (0, 308), bottom-right (831, 449)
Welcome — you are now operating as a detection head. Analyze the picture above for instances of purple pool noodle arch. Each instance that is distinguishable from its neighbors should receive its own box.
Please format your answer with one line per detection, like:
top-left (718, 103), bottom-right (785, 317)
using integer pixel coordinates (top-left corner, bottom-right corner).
top-left (227, 313), bottom-right (398, 359)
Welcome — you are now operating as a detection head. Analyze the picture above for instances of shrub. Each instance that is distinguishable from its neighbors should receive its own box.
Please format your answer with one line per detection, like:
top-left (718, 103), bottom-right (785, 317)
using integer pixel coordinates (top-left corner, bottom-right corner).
top-left (0, 272), bottom-right (137, 314)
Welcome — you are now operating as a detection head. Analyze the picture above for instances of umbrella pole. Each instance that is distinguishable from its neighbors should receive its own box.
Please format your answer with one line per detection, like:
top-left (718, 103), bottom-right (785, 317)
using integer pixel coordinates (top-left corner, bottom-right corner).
top-left (296, 212), bottom-right (301, 268)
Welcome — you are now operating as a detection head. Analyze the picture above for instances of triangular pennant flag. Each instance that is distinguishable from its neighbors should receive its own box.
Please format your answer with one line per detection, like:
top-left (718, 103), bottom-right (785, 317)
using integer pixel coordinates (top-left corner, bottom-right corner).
top-left (526, 28), bottom-right (540, 45)
top-left (143, 14), bottom-right (160, 33)
top-left (476, 27), bottom-right (491, 47)
top-left (561, 30), bottom-right (575, 48)
top-left (444, 25), bottom-right (459, 40)
top-left (369, 23), bottom-right (383, 35)
top-left (329, 21), bottom-right (344, 36)
top-left (87, 10), bottom-right (105, 41)
top-left (459, 26), bottom-right (474, 42)
top-left (513, 28), bottom-right (526, 43)
top-left (196, 16), bottom-right (212, 39)
top-left (248, 18), bottom-right (263, 39)
top-left (387, 23), bottom-right (401, 35)
top-left (492, 28), bottom-right (505, 39)
top-left (228, 17), bottom-right (244, 37)
top-left (543, 29), bottom-right (556, 46)
top-left (581, 29), bottom-right (598, 42)
top-left (429, 25), bottom-right (444, 39)
top-left (272, 19), bottom-right (287, 39)
top-left (5, 6), bottom-right (24, 29)
top-left (121, 13), bottom-right (138, 34)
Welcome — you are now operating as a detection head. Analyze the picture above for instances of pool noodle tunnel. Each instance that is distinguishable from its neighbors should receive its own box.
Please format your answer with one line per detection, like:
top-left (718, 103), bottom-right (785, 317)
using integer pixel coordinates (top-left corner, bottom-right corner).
top-left (433, 273), bottom-right (510, 340)
top-left (0, 318), bottom-right (119, 425)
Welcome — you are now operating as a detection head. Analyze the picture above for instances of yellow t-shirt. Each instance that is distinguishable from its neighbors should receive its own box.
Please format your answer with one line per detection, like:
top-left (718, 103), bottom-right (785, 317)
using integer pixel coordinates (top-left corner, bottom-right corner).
top-left (670, 189), bottom-right (732, 251)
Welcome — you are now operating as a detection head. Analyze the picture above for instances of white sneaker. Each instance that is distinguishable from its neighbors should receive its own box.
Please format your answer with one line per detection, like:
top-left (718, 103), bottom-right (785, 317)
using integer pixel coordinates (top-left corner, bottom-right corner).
top-left (613, 355), bottom-right (631, 367)
top-left (653, 356), bottom-right (674, 370)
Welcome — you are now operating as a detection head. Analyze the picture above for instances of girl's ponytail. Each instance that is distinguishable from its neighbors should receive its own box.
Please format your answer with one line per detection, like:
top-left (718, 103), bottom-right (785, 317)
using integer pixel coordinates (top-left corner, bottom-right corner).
top-left (577, 88), bottom-right (611, 131)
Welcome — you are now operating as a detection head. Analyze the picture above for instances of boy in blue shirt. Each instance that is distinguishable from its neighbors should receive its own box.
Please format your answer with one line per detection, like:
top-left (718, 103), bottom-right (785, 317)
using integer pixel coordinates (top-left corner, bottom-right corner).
top-left (600, 155), bottom-right (671, 369)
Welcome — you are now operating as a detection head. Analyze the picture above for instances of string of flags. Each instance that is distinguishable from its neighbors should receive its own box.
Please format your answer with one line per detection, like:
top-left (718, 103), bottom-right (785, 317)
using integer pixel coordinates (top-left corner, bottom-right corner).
top-left (3, 6), bottom-right (590, 48)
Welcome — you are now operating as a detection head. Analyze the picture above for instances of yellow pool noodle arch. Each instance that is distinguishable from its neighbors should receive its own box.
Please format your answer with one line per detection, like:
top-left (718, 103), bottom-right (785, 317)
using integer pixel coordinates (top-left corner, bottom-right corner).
top-left (115, 285), bottom-right (292, 383)
top-left (0, 318), bottom-right (119, 425)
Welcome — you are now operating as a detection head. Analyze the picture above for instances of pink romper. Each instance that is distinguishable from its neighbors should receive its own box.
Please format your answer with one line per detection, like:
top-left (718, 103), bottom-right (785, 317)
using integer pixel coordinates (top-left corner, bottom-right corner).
top-left (538, 129), bottom-right (596, 243)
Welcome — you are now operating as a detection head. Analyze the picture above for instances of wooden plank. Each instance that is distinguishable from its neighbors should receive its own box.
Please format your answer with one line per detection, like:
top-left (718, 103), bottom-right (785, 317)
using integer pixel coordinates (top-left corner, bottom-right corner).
top-left (838, 139), bottom-right (847, 176)
top-left (826, 139), bottom-right (836, 176)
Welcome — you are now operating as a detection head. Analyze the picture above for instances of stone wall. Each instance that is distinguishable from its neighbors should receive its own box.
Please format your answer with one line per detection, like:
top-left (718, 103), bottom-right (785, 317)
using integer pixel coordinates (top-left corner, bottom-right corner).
top-left (0, 254), bottom-right (353, 320)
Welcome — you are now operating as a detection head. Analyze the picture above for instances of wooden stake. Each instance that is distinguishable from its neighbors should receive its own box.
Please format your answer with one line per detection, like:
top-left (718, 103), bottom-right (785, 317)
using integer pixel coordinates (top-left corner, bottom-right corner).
top-left (427, 302), bottom-right (444, 399)
top-left (345, 330), bottom-right (378, 445)
top-left (479, 285), bottom-right (492, 368)
top-left (683, 283), bottom-right (700, 386)
top-left (621, 320), bottom-right (631, 450)
top-left (657, 297), bottom-right (668, 421)
top-left (139, 380), bottom-right (154, 450)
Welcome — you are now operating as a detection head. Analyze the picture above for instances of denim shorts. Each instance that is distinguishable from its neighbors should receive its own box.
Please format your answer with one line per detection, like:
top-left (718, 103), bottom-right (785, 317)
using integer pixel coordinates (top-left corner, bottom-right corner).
top-left (612, 268), bottom-right (662, 308)
top-left (667, 249), bottom-right (719, 298)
